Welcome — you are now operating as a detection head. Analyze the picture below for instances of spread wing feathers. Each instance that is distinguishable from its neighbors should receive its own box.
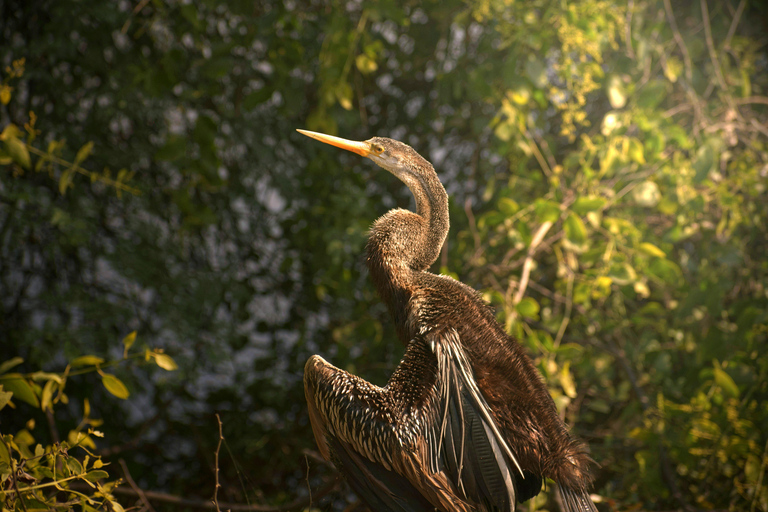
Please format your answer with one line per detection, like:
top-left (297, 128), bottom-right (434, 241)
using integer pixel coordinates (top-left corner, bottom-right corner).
top-left (558, 485), bottom-right (598, 512)
top-left (329, 437), bottom-right (436, 512)
top-left (304, 354), bottom-right (471, 512)
top-left (427, 327), bottom-right (522, 511)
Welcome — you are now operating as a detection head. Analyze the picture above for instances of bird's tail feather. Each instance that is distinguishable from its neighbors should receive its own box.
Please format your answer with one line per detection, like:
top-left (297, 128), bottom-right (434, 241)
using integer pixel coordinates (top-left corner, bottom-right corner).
top-left (558, 485), bottom-right (598, 512)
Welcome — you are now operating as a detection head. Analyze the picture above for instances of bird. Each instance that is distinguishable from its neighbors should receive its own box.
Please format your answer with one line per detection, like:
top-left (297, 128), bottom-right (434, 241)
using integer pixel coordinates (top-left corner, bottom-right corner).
top-left (298, 129), bottom-right (597, 512)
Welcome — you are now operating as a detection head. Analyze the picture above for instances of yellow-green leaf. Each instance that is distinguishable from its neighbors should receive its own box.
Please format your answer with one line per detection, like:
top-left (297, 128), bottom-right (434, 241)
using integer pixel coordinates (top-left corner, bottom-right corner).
top-left (713, 366), bottom-right (739, 398)
top-left (40, 380), bottom-right (55, 412)
top-left (0, 357), bottom-right (24, 375)
top-left (0, 386), bottom-right (12, 411)
top-left (516, 297), bottom-right (540, 319)
top-left (123, 331), bottom-right (137, 355)
top-left (154, 353), bottom-right (178, 371)
top-left (560, 362), bottom-right (577, 398)
top-left (71, 355), bottom-right (105, 367)
top-left (498, 197), bottom-right (519, 216)
top-left (101, 374), bottom-right (129, 399)
top-left (638, 242), bottom-right (666, 258)
top-left (83, 470), bottom-right (110, 482)
top-left (74, 141), bottom-right (94, 165)
top-left (4, 136), bottom-right (30, 169)
top-left (0, 85), bottom-right (11, 105)
top-left (0, 375), bottom-right (39, 407)
top-left (355, 54), bottom-right (378, 74)
top-left (572, 197), bottom-right (606, 215)
top-left (564, 213), bottom-right (588, 245)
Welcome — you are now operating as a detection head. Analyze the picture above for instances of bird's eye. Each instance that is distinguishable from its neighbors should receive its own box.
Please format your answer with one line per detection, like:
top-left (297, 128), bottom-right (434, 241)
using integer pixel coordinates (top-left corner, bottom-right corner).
top-left (371, 144), bottom-right (384, 154)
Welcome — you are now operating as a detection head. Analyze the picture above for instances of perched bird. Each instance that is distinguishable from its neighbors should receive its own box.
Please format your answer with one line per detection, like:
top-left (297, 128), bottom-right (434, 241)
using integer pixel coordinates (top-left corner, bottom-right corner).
top-left (298, 129), bottom-right (597, 512)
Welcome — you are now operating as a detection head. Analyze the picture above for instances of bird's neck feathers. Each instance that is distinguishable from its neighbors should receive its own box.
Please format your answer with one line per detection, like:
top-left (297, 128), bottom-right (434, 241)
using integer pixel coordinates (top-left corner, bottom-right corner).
top-left (365, 159), bottom-right (449, 336)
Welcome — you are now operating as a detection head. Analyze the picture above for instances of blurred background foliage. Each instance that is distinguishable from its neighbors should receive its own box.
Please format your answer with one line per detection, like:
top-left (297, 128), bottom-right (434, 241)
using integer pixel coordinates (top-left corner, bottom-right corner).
top-left (1, 0), bottom-right (767, 510)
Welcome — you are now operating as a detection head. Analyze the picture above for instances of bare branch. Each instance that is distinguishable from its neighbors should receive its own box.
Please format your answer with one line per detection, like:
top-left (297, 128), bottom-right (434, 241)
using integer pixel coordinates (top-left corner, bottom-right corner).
top-left (508, 221), bottom-right (554, 321)
top-left (724, 0), bottom-right (746, 50)
top-left (662, 0), bottom-right (694, 84)
top-left (213, 414), bottom-right (224, 512)
top-left (72, 478), bottom-right (341, 512)
top-left (120, 458), bottom-right (156, 512)
top-left (699, 0), bottom-right (730, 95)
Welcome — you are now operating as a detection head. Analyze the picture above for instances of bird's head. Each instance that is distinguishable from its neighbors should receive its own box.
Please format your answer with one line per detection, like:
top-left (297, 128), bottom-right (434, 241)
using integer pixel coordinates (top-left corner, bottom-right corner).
top-left (296, 129), bottom-right (431, 184)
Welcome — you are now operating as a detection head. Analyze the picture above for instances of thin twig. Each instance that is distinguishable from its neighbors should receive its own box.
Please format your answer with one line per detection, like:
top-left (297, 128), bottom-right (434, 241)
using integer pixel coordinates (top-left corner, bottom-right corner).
top-left (83, 477), bottom-right (341, 512)
top-left (700, 0), bottom-right (730, 95)
top-left (735, 96), bottom-right (768, 106)
top-left (625, 0), bottom-right (635, 58)
top-left (663, 0), bottom-right (694, 84)
top-left (750, 438), bottom-right (768, 512)
top-left (509, 221), bottom-right (554, 321)
top-left (119, 458), bottom-right (156, 512)
top-left (3, 437), bottom-right (28, 512)
top-left (213, 414), bottom-right (224, 512)
top-left (552, 269), bottom-right (574, 353)
top-left (523, 130), bottom-right (552, 178)
top-left (724, 0), bottom-right (746, 50)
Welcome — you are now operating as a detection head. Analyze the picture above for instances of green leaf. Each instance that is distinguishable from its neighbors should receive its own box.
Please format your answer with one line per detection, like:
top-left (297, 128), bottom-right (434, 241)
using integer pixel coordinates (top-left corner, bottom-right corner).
top-left (4, 135), bottom-right (30, 169)
top-left (560, 362), bottom-right (577, 398)
top-left (638, 242), bottom-right (665, 258)
top-left (627, 138), bottom-right (645, 164)
top-left (535, 199), bottom-right (560, 223)
top-left (355, 54), bottom-right (378, 74)
top-left (74, 141), bottom-right (94, 165)
top-left (572, 197), bottom-right (606, 215)
top-left (70, 355), bottom-right (106, 367)
top-left (713, 365), bottom-right (739, 398)
top-left (0, 357), bottom-right (24, 375)
top-left (498, 197), bottom-right (519, 216)
top-left (0, 375), bottom-right (39, 407)
top-left (40, 380), bottom-right (55, 412)
top-left (564, 213), bottom-right (588, 245)
top-left (0, 386), bottom-right (12, 411)
top-left (83, 470), bottom-right (110, 482)
top-left (153, 353), bottom-right (178, 371)
top-left (516, 297), bottom-right (540, 319)
top-left (123, 331), bottom-right (137, 356)
top-left (101, 374), bottom-right (130, 399)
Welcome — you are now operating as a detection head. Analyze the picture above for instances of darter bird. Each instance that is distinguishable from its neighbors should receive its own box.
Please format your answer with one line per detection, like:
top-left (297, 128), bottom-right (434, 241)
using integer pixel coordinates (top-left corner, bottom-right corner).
top-left (298, 129), bottom-right (597, 512)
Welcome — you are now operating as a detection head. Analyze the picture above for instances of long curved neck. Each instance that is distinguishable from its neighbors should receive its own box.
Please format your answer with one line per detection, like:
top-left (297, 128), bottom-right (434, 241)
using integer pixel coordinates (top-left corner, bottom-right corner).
top-left (365, 159), bottom-right (449, 341)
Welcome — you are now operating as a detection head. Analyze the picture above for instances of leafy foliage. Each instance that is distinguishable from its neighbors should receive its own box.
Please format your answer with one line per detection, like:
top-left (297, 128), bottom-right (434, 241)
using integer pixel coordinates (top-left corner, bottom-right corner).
top-left (0, 334), bottom-right (176, 511)
top-left (1, 0), bottom-right (767, 510)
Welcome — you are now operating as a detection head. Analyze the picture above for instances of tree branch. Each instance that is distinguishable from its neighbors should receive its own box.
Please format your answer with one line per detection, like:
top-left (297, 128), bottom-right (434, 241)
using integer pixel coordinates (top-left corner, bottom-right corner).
top-left (88, 478), bottom-right (341, 512)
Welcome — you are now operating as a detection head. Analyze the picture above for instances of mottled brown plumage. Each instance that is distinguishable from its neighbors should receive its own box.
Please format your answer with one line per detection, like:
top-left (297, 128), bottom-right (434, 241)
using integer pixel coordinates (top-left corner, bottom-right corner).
top-left (298, 130), bottom-right (597, 512)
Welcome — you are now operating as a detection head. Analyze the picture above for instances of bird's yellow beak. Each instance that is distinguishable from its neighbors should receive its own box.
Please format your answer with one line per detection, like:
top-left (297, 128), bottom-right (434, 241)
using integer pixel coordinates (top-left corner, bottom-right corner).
top-left (296, 129), bottom-right (372, 157)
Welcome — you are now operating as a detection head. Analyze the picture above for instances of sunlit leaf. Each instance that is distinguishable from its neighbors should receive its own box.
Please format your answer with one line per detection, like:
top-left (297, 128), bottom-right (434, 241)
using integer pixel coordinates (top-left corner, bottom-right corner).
top-left (0, 375), bottom-right (39, 407)
top-left (123, 331), bottom-right (137, 357)
top-left (153, 353), bottom-right (178, 371)
top-left (83, 470), bottom-right (110, 482)
top-left (3, 135), bottom-right (30, 169)
top-left (101, 374), bottom-right (129, 399)
top-left (70, 355), bottom-right (105, 367)
top-left (74, 141), bottom-right (94, 165)
top-left (0, 386), bottom-right (12, 411)
top-left (516, 297), bottom-right (540, 319)
top-left (572, 197), bottom-right (606, 215)
top-left (564, 213), bottom-right (588, 245)
top-left (713, 365), bottom-right (739, 398)
top-left (638, 242), bottom-right (665, 258)
top-left (0, 357), bottom-right (24, 375)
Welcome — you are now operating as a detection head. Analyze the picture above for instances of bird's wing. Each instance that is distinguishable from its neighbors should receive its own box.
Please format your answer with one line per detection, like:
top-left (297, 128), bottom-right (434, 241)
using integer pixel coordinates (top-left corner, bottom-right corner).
top-left (423, 326), bottom-right (524, 511)
top-left (304, 353), bottom-right (470, 512)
